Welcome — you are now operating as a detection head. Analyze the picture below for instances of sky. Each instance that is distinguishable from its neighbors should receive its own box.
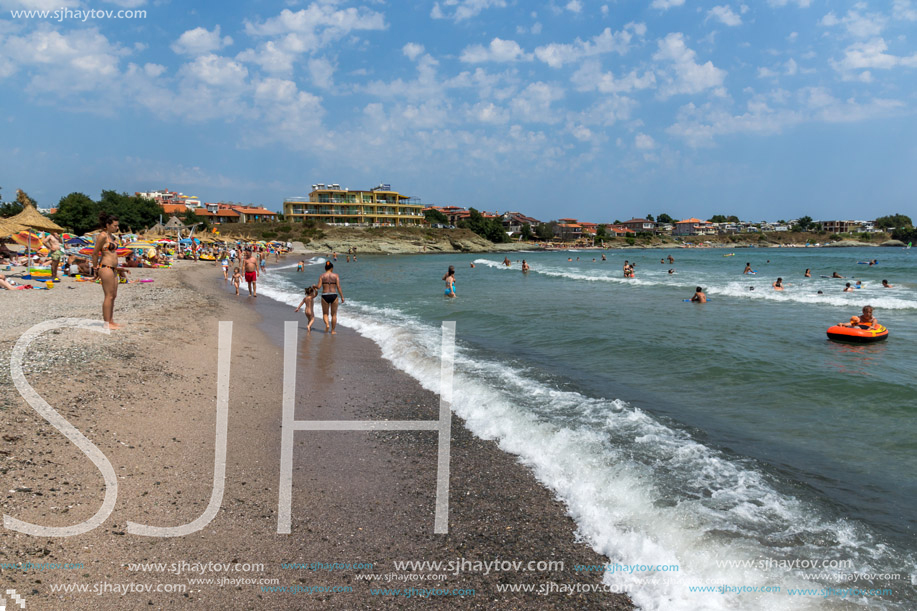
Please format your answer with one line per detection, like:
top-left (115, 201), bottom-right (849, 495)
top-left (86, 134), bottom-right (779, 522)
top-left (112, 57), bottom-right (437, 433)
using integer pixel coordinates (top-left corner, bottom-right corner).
top-left (1, 0), bottom-right (916, 223)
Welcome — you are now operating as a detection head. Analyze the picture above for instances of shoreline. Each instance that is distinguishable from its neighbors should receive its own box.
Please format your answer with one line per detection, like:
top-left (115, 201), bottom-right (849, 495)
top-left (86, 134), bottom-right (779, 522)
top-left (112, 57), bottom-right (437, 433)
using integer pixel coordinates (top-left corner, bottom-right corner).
top-left (0, 261), bottom-right (633, 609)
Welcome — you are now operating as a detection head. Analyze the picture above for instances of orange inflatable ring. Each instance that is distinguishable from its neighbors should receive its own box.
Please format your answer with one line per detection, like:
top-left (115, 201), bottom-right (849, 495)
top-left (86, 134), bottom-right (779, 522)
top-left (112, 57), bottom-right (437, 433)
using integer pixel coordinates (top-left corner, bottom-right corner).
top-left (826, 323), bottom-right (888, 343)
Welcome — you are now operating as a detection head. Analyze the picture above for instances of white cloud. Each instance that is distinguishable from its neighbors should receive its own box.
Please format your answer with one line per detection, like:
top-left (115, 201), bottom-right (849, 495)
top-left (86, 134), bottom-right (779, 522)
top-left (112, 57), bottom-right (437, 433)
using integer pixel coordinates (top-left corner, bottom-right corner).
top-left (534, 23), bottom-right (644, 68)
top-left (460, 38), bottom-right (531, 63)
top-left (667, 86), bottom-right (905, 147)
top-left (819, 7), bottom-right (886, 39)
top-left (635, 133), bottom-right (656, 149)
top-left (236, 41), bottom-right (296, 75)
top-left (565, 0), bottom-right (583, 13)
top-left (571, 59), bottom-right (656, 93)
top-left (707, 5), bottom-right (742, 27)
top-left (832, 38), bottom-right (917, 75)
top-left (0, 25), bottom-right (127, 94)
top-left (892, 0), bottom-right (917, 21)
top-left (651, 0), bottom-right (685, 10)
top-left (249, 78), bottom-right (326, 150)
top-left (403, 42), bottom-right (425, 61)
top-left (784, 58), bottom-right (797, 75)
top-left (509, 81), bottom-right (565, 123)
top-left (308, 57), bottom-right (335, 89)
top-left (244, 5), bottom-right (386, 50)
top-left (171, 26), bottom-right (232, 56)
top-left (467, 101), bottom-right (509, 124)
top-left (767, 0), bottom-right (811, 7)
top-left (180, 53), bottom-right (248, 90)
top-left (430, 0), bottom-right (507, 22)
top-left (652, 33), bottom-right (726, 98)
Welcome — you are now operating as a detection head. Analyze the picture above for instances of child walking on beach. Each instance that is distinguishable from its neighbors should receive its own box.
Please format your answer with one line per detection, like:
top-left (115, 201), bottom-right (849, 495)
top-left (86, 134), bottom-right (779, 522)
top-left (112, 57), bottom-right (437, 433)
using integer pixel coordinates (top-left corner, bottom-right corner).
top-left (294, 286), bottom-right (318, 331)
top-left (231, 267), bottom-right (242, 296)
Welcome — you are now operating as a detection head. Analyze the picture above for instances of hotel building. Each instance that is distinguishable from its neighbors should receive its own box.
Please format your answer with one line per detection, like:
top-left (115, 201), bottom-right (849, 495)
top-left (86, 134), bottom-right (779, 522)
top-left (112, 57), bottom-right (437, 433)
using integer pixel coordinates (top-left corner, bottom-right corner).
top-left (283, 183), bottom-right (425, 226)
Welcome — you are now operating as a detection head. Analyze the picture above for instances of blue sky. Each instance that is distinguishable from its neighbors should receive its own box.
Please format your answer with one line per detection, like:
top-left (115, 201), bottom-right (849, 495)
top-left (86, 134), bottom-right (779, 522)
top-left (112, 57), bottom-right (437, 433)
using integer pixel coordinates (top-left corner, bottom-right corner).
top-left (1, 0), bottom-right (916, 223)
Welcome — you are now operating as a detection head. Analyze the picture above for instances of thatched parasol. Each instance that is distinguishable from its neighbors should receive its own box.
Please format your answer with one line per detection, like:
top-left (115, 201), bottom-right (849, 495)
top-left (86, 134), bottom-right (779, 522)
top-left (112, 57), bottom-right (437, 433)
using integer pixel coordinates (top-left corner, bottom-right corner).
top-left (0, 217), bottom-right (28, 238)
top-left (7, 204), bottom-right (64, 233)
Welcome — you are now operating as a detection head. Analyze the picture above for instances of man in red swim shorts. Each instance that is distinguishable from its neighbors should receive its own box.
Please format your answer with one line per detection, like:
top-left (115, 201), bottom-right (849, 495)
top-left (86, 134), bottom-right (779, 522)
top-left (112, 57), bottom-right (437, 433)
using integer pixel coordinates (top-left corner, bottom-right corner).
top-left (243, 250), bottom-right (258, 297)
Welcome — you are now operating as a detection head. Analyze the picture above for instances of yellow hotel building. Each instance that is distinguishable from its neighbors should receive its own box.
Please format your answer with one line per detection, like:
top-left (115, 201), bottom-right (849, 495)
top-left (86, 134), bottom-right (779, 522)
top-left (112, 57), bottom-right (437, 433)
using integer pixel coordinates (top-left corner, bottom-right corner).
top-left (283, 183), bottom-right (425, 226)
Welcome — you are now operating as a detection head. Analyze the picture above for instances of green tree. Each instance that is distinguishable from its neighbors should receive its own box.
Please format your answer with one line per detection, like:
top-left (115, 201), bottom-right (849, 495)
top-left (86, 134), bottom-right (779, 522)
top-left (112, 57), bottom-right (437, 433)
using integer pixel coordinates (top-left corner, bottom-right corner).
top-left (596, 224), bottom-right (608, 239)
top-left (792, 215), bottom-right (814, 232)
top-left (424, 208), bottom-right (449, 224)
top-left (0, 201), bottom-right (23, 218)
top-left (645, 214), bottom-right (654, 222)
top-left (51, 192), bottom-right (99, 234)
top-left (726, 215), bottom-right (739, 223)
top-left (891, 226), bottom-right (917, 243)
top-left (520, 222), bottom-right (533, 241)
top-left (457, 208), bottom-right (508, 243)
top-left (535, 221), bottom-right (556, 240)
top-left (657, 213), bottom-right (674, 224)
top-left (875, 213), bottom-right (912, 230)
top-left (181, 207), bottom-right (208, 230)
top-left (96, 190), bottom-right (163, 232)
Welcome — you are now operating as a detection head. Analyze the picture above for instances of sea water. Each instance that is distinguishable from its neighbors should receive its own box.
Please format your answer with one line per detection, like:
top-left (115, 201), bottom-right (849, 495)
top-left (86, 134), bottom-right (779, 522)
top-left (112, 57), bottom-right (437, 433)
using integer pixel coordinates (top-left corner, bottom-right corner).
top-left (258, 247), bottom-right (916, 610)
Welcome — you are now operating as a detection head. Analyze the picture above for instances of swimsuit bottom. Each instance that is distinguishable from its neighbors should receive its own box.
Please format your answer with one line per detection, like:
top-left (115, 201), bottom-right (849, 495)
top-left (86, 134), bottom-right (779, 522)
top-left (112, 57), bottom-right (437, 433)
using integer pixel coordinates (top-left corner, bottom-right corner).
top-left (322, 293), bottom-right (338, 304)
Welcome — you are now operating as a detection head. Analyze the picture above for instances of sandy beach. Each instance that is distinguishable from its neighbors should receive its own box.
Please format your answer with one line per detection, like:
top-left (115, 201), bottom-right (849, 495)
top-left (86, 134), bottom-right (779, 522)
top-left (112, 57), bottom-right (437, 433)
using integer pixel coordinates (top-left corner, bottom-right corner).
top-left (0, 260), bottom-right (633, 609)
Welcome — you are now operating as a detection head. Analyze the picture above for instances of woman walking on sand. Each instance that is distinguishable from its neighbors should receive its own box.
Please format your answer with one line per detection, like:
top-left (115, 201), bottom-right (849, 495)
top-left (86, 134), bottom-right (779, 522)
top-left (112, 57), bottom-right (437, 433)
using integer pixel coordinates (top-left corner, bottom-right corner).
top-left (314, 261), bottom-right (344, 333)
top-left (91, 212), bottom-right (123, 330)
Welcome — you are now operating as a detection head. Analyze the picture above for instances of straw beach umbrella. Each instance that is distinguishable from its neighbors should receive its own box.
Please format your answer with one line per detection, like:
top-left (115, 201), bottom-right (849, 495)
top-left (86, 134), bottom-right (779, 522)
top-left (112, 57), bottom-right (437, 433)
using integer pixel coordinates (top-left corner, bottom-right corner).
top-left (6, 204), bottom-right (65, 271)
top-left (0, 217), bottom-right (28, 238)
top-left (7, 203), bottom-right (64, 233)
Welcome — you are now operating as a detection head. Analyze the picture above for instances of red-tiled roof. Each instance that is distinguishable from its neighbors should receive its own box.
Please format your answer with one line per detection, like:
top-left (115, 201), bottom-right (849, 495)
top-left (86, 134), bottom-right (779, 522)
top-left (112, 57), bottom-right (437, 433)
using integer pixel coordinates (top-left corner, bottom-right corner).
top-left (161, 204), bottom-right (188, 214)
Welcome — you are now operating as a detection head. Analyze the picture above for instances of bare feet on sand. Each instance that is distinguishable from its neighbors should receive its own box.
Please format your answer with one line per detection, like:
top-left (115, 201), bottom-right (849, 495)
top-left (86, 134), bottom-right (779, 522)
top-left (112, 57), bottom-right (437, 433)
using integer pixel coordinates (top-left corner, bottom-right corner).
top-left (106, 322), bottom-right (123, 330)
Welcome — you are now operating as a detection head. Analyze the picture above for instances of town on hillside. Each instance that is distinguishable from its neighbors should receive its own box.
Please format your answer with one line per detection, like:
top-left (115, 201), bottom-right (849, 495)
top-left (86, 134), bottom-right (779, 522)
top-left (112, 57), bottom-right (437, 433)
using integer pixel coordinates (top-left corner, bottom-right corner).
top-left (4, 183), bottom-right (911, 244)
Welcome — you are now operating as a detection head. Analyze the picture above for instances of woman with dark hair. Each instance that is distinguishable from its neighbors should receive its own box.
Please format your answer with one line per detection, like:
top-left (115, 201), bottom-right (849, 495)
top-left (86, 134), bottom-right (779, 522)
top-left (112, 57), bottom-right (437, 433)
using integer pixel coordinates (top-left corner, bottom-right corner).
top-left (443, 265), bottom-right (456, 298)
top-left (91, 212), bottom-right (122, 329)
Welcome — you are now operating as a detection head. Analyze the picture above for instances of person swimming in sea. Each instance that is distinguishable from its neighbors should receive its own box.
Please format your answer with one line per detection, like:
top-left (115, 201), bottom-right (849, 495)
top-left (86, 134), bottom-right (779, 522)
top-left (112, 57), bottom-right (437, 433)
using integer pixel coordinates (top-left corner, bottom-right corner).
top-left (443, 265), bottom-right (456, 298)
top-left (804, 268), bottom-right (811, 278)
top-left (744, 262), bottom-right (753, 274)
top-left (773, 277), bottom-right (784, 291)
top-left (503, 256), bottom-right (511, 267)
top-left (843, 283), bottom-right (855, 292)
top-left (832, 271), bottom-right (844, 278)
top-left (690, 286), bottom-right (707, 303)
top-left (882, 279), bottom-right (893, 288)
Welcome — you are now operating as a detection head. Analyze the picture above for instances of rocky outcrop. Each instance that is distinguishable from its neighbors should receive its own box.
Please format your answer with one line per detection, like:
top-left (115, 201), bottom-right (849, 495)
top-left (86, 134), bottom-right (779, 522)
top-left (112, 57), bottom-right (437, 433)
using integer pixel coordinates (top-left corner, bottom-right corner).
top-left (299, 227), bottom-right (534, 255)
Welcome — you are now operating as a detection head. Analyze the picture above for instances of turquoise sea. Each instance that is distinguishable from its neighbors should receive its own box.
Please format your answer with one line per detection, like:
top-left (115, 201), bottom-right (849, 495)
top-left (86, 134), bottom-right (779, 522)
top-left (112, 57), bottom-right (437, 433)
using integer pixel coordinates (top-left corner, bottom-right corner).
top-left (258, 246), bottom-right (916, 610)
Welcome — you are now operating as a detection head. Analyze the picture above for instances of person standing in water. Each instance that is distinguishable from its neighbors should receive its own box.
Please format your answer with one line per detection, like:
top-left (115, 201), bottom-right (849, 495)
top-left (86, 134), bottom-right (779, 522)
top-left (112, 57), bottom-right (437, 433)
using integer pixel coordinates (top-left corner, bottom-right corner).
top-left (521, 260), bottom-right (530, 273)
top-left (315, 261), bottom-right (344, 333)
top-left (443, 265), bottom-right (456, 298)
top-left (804, 269), bottom-right (811, 278)
top-left (91, 213), bottom-right (123, 330)
top-left (773, 277), bottom-right (784, 291)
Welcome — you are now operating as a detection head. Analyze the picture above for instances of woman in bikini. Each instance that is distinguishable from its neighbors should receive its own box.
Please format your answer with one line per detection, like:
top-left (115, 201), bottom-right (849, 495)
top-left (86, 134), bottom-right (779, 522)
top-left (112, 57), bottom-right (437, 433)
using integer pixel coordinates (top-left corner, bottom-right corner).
top-left (313, 261), bottom-right (344, 333)
top-left (92, 212), bottom-right (122, 329)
